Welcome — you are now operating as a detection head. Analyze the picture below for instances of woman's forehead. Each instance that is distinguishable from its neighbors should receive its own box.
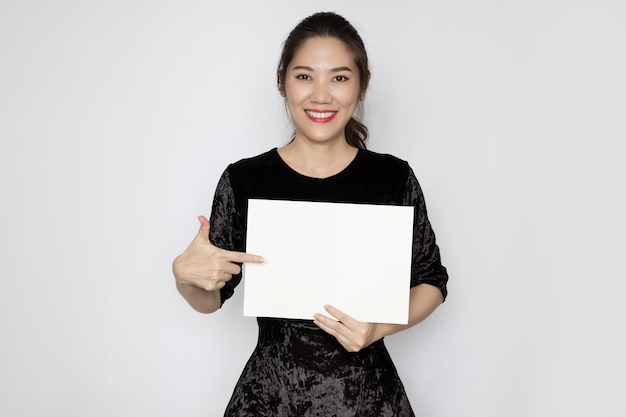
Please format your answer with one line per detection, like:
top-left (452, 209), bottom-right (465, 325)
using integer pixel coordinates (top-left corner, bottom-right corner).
top-left (288, 37), bottom-right (356, 70)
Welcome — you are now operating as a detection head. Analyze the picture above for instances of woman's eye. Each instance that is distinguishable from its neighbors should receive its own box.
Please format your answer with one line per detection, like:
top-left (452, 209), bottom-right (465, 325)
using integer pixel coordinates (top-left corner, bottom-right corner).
top-left (334, 75), bottom-right (349, 82)
top-left (296, 74), bottom-right (311, 80)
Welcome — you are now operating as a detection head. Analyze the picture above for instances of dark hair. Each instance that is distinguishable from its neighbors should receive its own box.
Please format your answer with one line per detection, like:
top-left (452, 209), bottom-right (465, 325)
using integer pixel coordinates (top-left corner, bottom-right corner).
top-left (277, 12), bottom-right (371, 149)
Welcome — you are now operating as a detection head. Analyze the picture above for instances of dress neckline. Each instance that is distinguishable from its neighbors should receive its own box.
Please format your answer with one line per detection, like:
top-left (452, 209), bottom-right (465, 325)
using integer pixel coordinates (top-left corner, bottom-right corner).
top-left (271, 147), bottom-right (363, 182)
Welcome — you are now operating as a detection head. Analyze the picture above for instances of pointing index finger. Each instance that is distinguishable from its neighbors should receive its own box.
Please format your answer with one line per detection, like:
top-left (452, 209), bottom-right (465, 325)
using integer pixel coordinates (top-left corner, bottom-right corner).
top-left (224, 249), bottom-right (264, 264)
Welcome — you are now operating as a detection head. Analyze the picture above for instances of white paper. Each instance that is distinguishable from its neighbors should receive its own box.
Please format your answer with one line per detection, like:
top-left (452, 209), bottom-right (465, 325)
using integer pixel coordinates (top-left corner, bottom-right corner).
top-left (243, 199), bottom-right (414, 324)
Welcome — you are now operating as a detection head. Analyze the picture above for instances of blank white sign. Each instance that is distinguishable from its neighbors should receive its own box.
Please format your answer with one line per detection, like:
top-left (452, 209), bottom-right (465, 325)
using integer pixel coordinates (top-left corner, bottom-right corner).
top-left (243, 199), bottom-right (414, 324)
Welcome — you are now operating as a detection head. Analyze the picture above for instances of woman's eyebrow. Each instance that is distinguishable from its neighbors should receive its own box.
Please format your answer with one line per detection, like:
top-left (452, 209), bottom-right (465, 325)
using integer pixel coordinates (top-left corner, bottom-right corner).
top-left (291, 65), bottom-right (353, 73)
top-left (330, 66), bottom-right (353, 73)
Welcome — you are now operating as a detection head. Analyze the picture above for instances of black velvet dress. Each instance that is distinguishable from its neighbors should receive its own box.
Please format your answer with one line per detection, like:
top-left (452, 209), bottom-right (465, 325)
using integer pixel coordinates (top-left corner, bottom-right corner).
top-left (208, 148), bottom-right (448, 417)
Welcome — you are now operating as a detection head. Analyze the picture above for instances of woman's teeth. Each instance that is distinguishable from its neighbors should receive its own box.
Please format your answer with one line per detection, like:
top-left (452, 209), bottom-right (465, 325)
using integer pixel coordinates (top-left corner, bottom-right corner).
top-left (306, 111), bottom-right (335, 118)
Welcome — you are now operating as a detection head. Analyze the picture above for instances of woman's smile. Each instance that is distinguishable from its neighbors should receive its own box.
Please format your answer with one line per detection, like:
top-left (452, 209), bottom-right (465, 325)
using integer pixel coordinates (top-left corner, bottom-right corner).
top-left (305, 110), bottom-right (338, 123)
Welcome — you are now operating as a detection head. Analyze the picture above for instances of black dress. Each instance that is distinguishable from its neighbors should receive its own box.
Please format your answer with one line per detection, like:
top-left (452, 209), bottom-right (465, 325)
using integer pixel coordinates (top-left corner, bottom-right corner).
top-left (208, 148), bottom-right (448, 417)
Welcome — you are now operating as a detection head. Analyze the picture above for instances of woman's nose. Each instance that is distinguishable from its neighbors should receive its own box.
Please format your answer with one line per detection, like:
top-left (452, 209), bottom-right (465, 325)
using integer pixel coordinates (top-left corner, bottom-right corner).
top-left (311, 81), bottom-right (332, 104)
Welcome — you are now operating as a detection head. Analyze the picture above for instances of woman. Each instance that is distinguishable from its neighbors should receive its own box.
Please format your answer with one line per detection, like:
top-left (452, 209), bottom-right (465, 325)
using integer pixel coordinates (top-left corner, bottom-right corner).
top-left (173, 12), bottom-right (448, 416)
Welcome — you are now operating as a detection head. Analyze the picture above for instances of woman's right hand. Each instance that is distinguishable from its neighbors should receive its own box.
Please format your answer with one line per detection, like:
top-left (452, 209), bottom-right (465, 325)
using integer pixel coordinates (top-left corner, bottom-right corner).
top-left (173, 215), bottom-right (264, 293)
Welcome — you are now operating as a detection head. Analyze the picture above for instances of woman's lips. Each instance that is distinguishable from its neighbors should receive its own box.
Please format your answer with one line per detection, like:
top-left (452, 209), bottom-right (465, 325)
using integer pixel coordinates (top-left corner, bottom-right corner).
top-left (305, 110), bottom-right (337, 123)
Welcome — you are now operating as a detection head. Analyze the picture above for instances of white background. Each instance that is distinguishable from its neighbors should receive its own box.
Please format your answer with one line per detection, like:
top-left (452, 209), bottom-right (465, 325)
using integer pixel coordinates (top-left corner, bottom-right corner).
top-left (1, 1), bottom-right (624, 416)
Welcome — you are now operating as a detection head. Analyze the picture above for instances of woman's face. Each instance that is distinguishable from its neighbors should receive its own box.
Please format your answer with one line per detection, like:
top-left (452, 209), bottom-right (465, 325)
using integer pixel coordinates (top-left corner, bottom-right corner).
top-left (283, 37), bottom-right (364, 146)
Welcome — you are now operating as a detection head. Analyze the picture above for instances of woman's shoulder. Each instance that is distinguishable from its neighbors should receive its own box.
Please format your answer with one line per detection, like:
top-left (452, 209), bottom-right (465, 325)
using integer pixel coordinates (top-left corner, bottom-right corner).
top-left (225, 148), bottom-right (280, 174)
top-left (360, 148), bottom-right (409, 164)
top-left (358, 148), bottom-right (412, 177)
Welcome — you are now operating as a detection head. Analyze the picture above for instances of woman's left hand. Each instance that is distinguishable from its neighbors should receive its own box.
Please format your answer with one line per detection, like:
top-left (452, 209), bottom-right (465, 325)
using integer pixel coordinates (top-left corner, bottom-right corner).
top-left (313, 305), bottom-right (379, 352)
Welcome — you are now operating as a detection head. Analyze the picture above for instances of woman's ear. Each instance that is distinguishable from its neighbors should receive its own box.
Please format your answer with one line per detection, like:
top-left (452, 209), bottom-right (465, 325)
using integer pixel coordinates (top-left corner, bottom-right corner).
top-left (360, 73), bottom-right (371, 101)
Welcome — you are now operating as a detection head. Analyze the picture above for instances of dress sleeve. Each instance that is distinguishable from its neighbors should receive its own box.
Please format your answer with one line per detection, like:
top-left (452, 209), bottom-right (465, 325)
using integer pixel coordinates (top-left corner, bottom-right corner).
top-left (208, 168), bottom-right (245, 306)
top-left (402, 167), bottom-right (448, 301)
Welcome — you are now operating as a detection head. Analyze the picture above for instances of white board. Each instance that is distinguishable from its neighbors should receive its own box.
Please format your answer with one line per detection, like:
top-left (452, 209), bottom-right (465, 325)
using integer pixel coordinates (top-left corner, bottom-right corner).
top-left (243, 199), bottom-right (414, 324)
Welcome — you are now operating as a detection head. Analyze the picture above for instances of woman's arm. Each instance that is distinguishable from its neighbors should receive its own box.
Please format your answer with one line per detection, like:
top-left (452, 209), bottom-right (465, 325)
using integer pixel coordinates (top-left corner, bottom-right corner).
top-left (374, 283), bottom-right (443, 339)
top-left (175, 281), bottom-right (222, 314)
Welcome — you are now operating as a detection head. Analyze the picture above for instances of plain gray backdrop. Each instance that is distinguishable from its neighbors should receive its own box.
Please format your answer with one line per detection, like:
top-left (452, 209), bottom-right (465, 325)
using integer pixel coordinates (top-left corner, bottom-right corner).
top-left (1, 0), bottom-right (624, 416)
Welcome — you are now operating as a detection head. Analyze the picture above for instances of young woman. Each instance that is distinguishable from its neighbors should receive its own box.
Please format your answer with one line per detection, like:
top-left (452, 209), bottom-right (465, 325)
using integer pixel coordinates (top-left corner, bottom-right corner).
top-left (173, 12), bottom-right (448, 417)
